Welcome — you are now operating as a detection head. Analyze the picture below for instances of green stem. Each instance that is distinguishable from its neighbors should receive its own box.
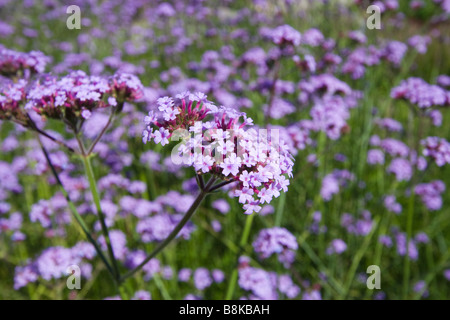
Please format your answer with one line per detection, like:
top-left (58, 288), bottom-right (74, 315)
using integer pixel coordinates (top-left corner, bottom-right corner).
top-left (240, 213), bottom-right (255, 249)
top-left (196, 173), bottom-right (205, 190)
top-left (120, 176), bottom-right (217, 282)
top-left (299, 239), bottom-right (345, 296)
top-left (209, 179), bottom-right (236, 192)
top-left (37, 136), bottom-right (114, 277)
top-left (153, 273), bottom-right (172, 300)
top-left (412, 248), bottom-right (450, 300)
top-left (265, 59), bottom-right (281, 126)
top-left (86, 110), bottom-right (115, 155)
top-left (118, 284), bottom-right (129, 300)
top-left (225, 269), bottom-right (239, 301)
top-left (275, 192), bottom-right (286, 226)
top-left (402, 190), bottom-right (415, 299)
top-left (33, 126), bottom-right (76, 153)
top-left (77, 135), bottom-right (121, 281)
top-left (364, 213), bottom-right (391, 300)
top-left (26, 113), bottom-right (76, 153)
top-left (402, 109), bottom-right (424, 299)
top-left (340, 217), bottom-right (379, 299)
top-left (225, 213), bottom-right (255, 300)
top-left (316, 130), bottom-right (327, 255)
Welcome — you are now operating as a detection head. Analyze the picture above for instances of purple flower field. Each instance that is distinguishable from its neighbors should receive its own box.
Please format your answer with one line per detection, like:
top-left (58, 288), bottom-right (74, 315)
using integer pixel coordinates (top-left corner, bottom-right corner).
top-left (0, 0), bottom-right (449, 300)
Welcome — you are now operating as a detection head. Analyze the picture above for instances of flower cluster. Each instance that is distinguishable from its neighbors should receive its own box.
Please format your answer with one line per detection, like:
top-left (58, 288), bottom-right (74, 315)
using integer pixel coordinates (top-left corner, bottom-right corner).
top-left (238, 263), bottom-right (278, 300)
top-left (24, 71), bottom-right (143, 126)
top-left (367, 149), bottom-right (385, 165)
top-left (415, 180), bottom-right (445, 211)
top-left (0, 79), bottom-right (28, 122)
top-left (433, 0), bottom-right (450, 13)
top-left (341, 40), bottom-right (408, 79)
top-left (0, 161), bottom-right (22, 196)
top-left (394, 231), bottom-right (419, 261)
top-left (391, 77), bottom-right (449, 108)
top-left (252, 227), bottom-right (298, 265)
top-left (341, 211), bottom-right (374, 236)
top-left (298, 74), bottom-right (352, 98)
top-left (326, 239), bottom-right (347, 255)
top-left (374, 118), bottom-right (403, 132)
top-left (408, 35), bottom-right (431, 54)
top-left (381, 41), bottom-right (408, 66)
top-left (0, 46), bottom-right (50, 78)
top-left (380, 138), bottom-right (409, 157)
top-left (136, 213), bottom-right (196, 242)
top-left (421, 137), bottom-right (450, 167)
top-left (237, 256), bottom-right (301, 299)
top-left (14, 243), bottom-right (95, 289)
top-left (29, 194), bottom-right (70, 229)
top-left (271, 25), bottom-right (302, 47)
top-left (436, 75), bottom-right (450, 88)
top-left (109, 73), bottom-right (144, 111)
top-left (387, 158), bottom-right (413, 181)
top-left (193, 268), bottom-right (213, 290)
top-left (142, 92), bottom-right (294, 214)
top-left (320, 169), bottom-right (355, 201)
top-left (384, 195), bottom-right (402, 214)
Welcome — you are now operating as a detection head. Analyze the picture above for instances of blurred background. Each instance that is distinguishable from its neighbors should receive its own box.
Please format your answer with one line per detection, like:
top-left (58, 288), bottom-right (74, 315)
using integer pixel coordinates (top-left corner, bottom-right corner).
top-left (0, 0), bottom-right (449, 300)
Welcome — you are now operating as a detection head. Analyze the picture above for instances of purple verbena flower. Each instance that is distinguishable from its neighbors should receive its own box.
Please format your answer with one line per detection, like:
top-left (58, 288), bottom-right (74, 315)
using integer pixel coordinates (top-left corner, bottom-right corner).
top-left (194, 268), bottom-right (213, 291)
top-left (252, 227), bottom-right (298, 260)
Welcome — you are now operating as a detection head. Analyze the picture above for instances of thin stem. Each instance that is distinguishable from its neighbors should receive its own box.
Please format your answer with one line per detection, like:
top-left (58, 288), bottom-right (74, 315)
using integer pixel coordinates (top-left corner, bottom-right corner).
top-left (153, 273), bottom-right (172, 300)
top-left (274, 192), bottom-right (286, 226)
top-left (298, 238), bottom-right (345, 296)
top-left (209, 179), bottom-right (236, 193)
top-left (225, 213), bottom-right (255, 300)
top-left (26, 114), bottom-right (76, 153)
top-left (75, 133), bottom-right (86, 155)
top-left (225, 269), bottom-right (239, 301)
top-left (402, 187), bottom-right (415, 299)
top-left (86, 110), bottom-right (115, 155)
top-left (412, 248), bottom-right (450, 300)
top-left (120, 176), bottom-right (217, 282)
top-left (11, 118), bottom-right (29, 127)
top-left (402, 109), bottom-right (424, 299)
top-left (265, 60), bottom-right (281, 126)
top-left (340, 217), bottom-right (380, 299)
top-left (196, 172), bottom-right (205, 190)
top-left (76, 134), bottom-right (121, 281)
top-left (36, 136), bottom-right (114, 277)
top-left (118, 285), bottom-right (129, 300)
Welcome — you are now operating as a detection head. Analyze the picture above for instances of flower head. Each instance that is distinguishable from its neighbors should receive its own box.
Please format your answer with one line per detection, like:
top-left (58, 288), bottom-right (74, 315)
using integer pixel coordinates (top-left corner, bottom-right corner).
top-left (0, 46), bottom-right (50, 79)
top-left (391, 77), bottom-right (449, 108)
top-left (421, 137), bottom-right (450, 167)
top-left (253, 227), bottom-right (298, 259)
top-left (271, 25), bottom-right (302, 47)
top-left (0, 79), bottom-right (28, 123)
top-left (142, 91), bottom-right (294, 214)
top-left (23, 71), bottom-right (143, 128)
top-left (109, 73), bottom-right (144, 111)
